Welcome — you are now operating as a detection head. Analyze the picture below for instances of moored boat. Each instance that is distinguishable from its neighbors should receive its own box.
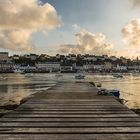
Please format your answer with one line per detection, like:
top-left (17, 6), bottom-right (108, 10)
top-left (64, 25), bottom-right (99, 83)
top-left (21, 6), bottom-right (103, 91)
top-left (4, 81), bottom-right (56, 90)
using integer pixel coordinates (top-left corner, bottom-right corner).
top-left (14, 69), bottom-right (25, 74)
top-left (97, 88), bottom-right (120, 98)
top-left (113, 74), bottom-right (123, 78)
top-left (75, 73), bottom-right (85, 79)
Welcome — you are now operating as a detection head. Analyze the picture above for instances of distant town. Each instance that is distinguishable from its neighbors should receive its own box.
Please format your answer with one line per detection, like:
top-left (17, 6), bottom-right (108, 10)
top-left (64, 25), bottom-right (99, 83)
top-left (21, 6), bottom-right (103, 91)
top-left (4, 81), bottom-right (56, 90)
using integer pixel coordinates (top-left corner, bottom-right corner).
top-left (0, 52), bottom-right (140, 73)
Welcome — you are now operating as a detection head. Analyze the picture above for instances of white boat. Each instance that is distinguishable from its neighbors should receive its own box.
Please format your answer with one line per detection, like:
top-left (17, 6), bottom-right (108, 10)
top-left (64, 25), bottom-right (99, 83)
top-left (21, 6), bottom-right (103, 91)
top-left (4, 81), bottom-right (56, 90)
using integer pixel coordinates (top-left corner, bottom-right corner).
top-left (75, 73), bottom-right (85, 79)
top-left (55, 74), bottom-right (63, 77)
top-left (14, 69), bottom-right (25, 74)
top-left (25, 73), bottom-right (33, 77)
top-left (0, 76), bottom-right (7, 80)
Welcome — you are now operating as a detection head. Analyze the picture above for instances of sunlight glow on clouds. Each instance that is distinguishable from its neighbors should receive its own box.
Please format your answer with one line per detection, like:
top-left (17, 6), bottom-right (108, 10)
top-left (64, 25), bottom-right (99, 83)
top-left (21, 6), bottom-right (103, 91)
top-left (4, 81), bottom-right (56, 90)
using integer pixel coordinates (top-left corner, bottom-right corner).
top-left (122, 19), bottom-right (140, 48)
top-left (0, 0), bottom-right (62, 51)
top-left (59, 29), bottom-right (113, 55)
top-left (130, 0), bottom-right (140, 7)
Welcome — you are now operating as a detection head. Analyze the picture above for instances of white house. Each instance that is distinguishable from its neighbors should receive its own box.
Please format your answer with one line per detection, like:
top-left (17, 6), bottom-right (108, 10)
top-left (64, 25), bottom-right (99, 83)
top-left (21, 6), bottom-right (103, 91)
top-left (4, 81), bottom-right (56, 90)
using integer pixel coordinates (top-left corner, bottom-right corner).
top-left (116, 64), bottom-right (127, 71)
top-left (128, 65), bottom-right (140, 70)
top-left (93, 65), bottom-right (104, 71)
top-left (84, 56), bottom-right (97, 61)
top-left (0, 62), bottom-right (13, 71)
top-left (0, 52), bottom-right (9, 61)
top-left (36, 62), bottom-right (60, 71)
top-left (83, 64), bottom-right (94, 70)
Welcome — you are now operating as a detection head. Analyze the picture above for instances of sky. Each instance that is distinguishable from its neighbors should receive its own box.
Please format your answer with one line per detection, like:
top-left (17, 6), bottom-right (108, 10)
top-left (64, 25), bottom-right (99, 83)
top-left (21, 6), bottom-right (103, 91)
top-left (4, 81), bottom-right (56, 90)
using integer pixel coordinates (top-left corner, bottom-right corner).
top-left (1, 0), bottom-right (140, 58)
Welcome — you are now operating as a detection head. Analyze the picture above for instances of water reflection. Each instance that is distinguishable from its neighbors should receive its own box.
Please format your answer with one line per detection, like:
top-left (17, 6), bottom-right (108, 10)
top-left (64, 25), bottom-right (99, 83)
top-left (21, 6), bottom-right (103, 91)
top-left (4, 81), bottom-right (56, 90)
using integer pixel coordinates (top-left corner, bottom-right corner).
top-left (85, 74), bottom-right (140, 109)
top-left (0, 73), bottom-right (140, 109)
top-left (0, 73), bottom-right (56, 106)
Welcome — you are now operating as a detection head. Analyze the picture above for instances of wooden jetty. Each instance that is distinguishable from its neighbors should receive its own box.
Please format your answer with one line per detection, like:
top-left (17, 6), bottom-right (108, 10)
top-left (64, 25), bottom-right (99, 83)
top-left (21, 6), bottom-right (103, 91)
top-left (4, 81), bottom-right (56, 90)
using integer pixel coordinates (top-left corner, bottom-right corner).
top-left (0, 82), bottom-right (140, 139)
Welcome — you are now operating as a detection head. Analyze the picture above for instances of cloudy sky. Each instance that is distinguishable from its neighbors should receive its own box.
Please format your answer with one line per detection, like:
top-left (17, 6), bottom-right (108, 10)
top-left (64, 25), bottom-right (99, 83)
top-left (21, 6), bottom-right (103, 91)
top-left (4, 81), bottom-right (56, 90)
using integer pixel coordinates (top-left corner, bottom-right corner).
top-left (1, 0), bottom-right (140, 58)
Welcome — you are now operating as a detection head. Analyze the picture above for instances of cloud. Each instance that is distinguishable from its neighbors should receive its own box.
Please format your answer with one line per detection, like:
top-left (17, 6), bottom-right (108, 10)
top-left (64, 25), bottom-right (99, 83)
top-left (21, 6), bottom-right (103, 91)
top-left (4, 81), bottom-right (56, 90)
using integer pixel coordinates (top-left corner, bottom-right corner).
top-left (0, 0), bottom-right (62, 51)
top-left (59, 29), bottom-right (113, 55)
top-left (130, 0), bottom-right (140, 7)
top-left (122, 19), bottom-right (140, 48)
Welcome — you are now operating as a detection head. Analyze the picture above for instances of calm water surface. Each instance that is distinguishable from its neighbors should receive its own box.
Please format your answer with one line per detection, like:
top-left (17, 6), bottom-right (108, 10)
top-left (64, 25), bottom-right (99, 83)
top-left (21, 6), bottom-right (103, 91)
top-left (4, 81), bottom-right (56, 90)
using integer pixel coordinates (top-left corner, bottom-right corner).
top-left (0, 73), bottom-right (140, 109)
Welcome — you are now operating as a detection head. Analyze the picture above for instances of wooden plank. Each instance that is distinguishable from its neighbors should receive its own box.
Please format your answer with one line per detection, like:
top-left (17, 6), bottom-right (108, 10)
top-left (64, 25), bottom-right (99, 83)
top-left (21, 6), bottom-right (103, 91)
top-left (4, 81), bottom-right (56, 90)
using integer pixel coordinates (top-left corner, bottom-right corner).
top-left (1, 122), bottom-right (140, 127)
top-left (18, 105), bottom-right (127, 109)
top-left (28, 99), bottom-right (117, 102)
top-left (15, 107), bottom-right (128, 111)
top-left (0, 134), bottom-right (140, 140)
top-left (25, 103), bottom-right (123, 107)
top-left (21, 103), bottom-right (123, 106)
top-left (10, 110), bottom-right (133, 114)
top-left (4, 114), bottom-right (138, 118)
top-left (1, 127), bottom-right (140, 133)
top-left (1, 117), bottom-right (140, 122)
top-left (17, 107), bottom-right (128, 110)
top-left (27, 99), bottom-right (117, 102)
top-left (27, 100), bottom-right (117, 102)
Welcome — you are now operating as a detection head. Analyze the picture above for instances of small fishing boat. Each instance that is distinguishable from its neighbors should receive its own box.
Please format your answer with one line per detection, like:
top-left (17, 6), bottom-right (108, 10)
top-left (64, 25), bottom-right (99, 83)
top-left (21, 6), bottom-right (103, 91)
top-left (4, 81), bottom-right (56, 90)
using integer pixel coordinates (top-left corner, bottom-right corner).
top-left (55, 71), bottom-right (63, 77)
top-left (14, 69), bottom-right (25, 74)
top-left (25, 73), bottom-right (33, 77)
top-left (108, 89), bottom-right (120, 98)
top-left (97, 88), bottom-right (120, 98)
top-left (113, 74), bottom-right (123, 78)
top-left (55, 74), bottom-right (63, 77)
top-left (75, 73), bottom-right (85, 79)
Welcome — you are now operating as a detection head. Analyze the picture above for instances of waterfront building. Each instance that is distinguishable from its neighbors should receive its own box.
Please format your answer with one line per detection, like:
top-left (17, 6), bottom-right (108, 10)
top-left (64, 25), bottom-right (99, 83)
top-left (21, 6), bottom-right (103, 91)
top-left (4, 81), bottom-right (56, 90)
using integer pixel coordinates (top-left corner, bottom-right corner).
top-left (83, 64), bottom-right (94, 71)
top-left (0, 62), bottom-right (13, 72)
top-left (116, 64), bottom-right (127, 71)
top-left (93, 65), bottom-right (104, 71)
top-left (36, 62), bottom-right (60, 72)
top-left (0, 52), bottom-right (13, 72)
top-left (60, 64), bottom-right (75, 73)
top-left (128, 65), bottom-right (140, 71)
top-left (0, 52), bottom-right (9, 61)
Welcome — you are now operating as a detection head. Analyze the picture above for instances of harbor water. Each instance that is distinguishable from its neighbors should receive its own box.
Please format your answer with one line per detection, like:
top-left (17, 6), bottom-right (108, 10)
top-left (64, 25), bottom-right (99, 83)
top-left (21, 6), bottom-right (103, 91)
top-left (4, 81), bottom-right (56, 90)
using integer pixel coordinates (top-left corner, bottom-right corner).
top-left (0, 73), bottom-right (140, 109)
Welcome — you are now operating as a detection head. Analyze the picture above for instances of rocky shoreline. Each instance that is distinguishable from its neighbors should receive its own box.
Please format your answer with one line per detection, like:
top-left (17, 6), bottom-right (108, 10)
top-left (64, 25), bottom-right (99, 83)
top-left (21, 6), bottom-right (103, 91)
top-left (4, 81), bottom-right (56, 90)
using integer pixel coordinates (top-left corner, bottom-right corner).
top-left (0, 96), bottom-right (30, 117)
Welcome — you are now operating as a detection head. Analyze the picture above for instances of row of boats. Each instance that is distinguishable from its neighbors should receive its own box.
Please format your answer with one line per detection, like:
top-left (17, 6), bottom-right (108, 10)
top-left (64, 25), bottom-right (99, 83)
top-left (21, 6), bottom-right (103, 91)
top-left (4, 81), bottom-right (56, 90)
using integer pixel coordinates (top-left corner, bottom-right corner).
top-left (55, 73), bottom-right (85, 79)
top-left (13, 69), bottom-right (123, 78)
top-left (74, 73), bottom-right (123, 80)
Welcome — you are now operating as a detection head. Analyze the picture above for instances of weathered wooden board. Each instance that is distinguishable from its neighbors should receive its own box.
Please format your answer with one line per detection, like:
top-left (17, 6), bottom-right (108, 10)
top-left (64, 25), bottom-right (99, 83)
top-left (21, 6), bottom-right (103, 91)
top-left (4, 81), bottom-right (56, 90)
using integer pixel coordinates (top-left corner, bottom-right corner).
top-left (0, 134), bottom-right (140, 140)
top-left (1, 122), bottom-right (140, 127)
top-left (9, 110), bottom-right (133, 114)
top-left (1, 127), bottom-right (140, 133)
top-left (1, 117), bottom-right (140, 122)
top-left (4, 113), bottom-right (139, 118)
